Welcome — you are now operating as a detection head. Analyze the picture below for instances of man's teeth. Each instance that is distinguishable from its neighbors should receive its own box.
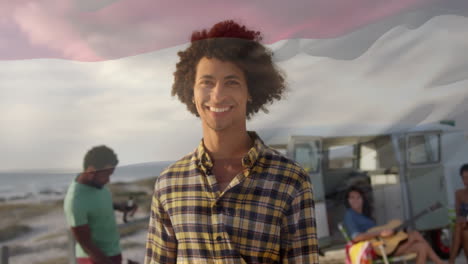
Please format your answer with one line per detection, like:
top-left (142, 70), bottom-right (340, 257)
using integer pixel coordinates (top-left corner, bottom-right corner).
top-left (209, 106), bottom-right (230, 113)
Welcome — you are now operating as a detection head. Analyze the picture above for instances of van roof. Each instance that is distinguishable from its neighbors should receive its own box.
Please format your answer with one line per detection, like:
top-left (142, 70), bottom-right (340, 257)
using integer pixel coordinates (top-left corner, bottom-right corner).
top-left (260, 123), bottom-right (461, 146)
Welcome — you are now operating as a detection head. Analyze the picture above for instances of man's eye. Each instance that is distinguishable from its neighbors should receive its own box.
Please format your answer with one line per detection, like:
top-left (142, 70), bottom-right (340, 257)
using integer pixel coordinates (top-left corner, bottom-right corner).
top-left (200, 80), bottom-right (213, 86)
top-left (226, 80), bottom-right (239, 86)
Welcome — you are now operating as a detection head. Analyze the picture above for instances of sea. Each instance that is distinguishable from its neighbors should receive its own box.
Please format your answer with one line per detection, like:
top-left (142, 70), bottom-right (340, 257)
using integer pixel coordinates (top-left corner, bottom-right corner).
top-left (0, 161), bottom-right (173, 201)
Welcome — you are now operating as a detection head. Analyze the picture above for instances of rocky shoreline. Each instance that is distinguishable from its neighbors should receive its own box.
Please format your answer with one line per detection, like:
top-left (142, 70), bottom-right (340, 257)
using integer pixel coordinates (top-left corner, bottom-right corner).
top-left (0, 177), bottom-right (156, 264)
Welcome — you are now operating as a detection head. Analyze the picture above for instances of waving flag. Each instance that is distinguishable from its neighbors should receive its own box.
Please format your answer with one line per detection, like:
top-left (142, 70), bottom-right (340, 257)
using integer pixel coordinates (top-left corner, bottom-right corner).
top-left (2, 2), bottom-right (468, 264)
top-left (1, 0), bottom-right (468, 169)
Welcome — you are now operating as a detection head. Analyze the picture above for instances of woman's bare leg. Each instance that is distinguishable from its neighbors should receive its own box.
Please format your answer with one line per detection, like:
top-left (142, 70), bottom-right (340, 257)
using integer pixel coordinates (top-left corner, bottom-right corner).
top-left (394, 231), bottom-right (445, 264)
top-left (461, 229), bottom-right (468, 262)
top-left (394, 240), bottom-right (426, 264)
top-left (450, 223), bottom-right (462, 264)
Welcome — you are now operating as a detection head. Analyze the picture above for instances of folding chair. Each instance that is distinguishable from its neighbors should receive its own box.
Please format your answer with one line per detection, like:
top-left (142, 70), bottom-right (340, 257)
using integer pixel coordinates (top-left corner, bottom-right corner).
top-left (338, 222), bottom-right (417, 264)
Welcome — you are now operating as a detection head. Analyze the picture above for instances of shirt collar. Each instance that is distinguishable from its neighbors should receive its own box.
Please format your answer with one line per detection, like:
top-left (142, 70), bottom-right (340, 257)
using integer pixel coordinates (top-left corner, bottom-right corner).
top-left (194, 131), bottom-right (266, 174)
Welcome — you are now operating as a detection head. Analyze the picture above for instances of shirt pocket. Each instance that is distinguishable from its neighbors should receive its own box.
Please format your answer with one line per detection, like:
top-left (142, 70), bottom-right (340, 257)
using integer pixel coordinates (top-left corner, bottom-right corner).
top-left (221, 205), bottom-right (282, 261)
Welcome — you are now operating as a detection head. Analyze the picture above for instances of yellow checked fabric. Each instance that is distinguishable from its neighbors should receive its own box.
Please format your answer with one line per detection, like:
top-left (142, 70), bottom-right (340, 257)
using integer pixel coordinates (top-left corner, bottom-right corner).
top-left (145, 133), bottom-right (319, 264)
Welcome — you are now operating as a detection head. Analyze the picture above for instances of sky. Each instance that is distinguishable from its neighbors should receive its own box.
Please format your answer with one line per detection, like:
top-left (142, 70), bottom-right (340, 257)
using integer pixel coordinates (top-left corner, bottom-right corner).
top-left (1, 0), bottom-right (468, 171)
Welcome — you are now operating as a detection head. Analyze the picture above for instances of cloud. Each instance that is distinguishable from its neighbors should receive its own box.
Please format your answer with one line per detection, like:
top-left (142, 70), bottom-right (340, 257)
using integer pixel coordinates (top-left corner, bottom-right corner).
top-left (12, 1), bottom-right (101, 60)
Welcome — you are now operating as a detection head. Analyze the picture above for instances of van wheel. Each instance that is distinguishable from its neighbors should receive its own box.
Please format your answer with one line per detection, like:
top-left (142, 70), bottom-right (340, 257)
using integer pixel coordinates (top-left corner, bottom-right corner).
top-left (430, 229), bottom-right (450, 259)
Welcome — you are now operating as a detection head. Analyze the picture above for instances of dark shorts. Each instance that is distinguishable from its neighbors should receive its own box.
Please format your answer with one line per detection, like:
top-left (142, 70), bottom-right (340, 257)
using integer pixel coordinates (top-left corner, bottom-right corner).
top-left (76, 254), bottom-right (122, 264)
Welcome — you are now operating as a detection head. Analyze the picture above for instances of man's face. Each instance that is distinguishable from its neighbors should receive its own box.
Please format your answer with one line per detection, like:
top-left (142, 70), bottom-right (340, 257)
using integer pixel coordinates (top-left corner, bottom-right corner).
top-left (193, 57), bottom-right (249, 132)
top-left (462, 171), bottom-right (468, 188)
top-left (89, 165), bottom-right (115, 188)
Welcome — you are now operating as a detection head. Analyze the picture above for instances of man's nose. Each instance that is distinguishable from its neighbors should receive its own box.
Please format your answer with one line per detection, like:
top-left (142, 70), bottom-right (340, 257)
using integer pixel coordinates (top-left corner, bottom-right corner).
top-left (211, 82), bottom-right (227, 102)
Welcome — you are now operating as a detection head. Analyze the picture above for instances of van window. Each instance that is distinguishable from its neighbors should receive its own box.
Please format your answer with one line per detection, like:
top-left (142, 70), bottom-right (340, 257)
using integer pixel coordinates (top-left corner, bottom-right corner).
top-left (273, 147), bottom-right (287, 156)
top-left (360, 143), bottom-right (377, 170)
top-left (294, 142), bottom-right (320, 173)
top-left (328, 145), bottom-right (356, 169)
top-left (408, 134), bottom-right (440, 165)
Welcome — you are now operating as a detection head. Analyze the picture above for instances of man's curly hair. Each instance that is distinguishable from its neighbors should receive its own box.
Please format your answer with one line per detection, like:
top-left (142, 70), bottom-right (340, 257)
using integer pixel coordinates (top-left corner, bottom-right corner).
top-left (171, 20), bottom-right (286, 119)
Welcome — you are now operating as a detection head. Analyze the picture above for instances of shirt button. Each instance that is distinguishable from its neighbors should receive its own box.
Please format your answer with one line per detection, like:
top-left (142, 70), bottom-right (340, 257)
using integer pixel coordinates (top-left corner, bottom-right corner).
top-left (213, 204), bottom-right (222, 214)
top-left (216, 236), bottom-right (222, 241)
top-left (226, 208), bottom-right (235, 216)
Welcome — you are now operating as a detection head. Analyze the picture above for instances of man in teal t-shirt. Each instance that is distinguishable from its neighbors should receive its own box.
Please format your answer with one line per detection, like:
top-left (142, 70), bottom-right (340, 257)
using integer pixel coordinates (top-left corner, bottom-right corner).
top-left (64, 145), bottom-right (136, 264)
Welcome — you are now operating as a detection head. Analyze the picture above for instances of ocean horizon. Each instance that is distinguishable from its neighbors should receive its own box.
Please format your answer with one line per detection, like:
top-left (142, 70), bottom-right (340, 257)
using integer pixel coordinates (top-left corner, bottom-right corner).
top-left (0, 160), bottom-right (173, 201)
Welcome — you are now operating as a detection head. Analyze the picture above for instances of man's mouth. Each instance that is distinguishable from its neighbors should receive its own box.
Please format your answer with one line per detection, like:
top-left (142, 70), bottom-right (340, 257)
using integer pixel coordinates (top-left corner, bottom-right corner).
top-left (206, 106), bottom-right (232, 113)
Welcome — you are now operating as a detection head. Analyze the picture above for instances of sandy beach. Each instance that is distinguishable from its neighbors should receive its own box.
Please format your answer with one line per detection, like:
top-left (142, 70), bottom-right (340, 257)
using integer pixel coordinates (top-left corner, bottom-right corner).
top-left (0, 177), bottom-right (156, 264)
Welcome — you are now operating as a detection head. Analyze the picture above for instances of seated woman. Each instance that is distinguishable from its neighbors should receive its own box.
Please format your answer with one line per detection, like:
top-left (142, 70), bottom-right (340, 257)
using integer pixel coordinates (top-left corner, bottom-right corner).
top-left (449, 163), bottom-right (468, 264)
top-left (343, 186), bottom-right (445, 264)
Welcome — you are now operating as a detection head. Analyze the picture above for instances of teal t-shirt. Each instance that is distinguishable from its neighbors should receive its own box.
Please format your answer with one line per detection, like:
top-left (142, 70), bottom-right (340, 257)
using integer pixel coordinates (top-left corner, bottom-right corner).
top-left (64, 180), bottom-right (121, 257)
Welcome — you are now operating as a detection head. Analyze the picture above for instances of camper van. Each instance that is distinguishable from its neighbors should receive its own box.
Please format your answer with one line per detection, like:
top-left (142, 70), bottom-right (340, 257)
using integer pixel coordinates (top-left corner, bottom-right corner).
top-left (261, 122), bottom-right (468, 257)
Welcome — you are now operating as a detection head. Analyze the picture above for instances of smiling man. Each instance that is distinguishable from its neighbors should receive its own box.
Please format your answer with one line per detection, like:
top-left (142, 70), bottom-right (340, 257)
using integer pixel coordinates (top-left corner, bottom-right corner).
top-left (145, 20), bottom-right (319, 264)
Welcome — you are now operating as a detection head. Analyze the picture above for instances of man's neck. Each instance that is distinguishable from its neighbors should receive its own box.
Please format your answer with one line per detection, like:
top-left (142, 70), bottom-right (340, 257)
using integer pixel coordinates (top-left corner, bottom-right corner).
top-left (202, 129), bottom-right (253, 160)
top-left (76, 173), bottom-right (87, 184)
top-left (76, 173), bottom-right (101, 189)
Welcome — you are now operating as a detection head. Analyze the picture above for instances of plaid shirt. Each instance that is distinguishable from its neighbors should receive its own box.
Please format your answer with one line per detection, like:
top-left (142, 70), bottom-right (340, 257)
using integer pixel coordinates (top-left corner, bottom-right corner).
top-left (145, 132), bottom-right (319, 264)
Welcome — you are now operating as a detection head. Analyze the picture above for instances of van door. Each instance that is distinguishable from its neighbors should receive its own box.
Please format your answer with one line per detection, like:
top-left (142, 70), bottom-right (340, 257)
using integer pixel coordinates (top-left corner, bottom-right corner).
top-left (404, 131), bottom-right (448, 230)
top-left (286, 136), bottom-right (329, 238)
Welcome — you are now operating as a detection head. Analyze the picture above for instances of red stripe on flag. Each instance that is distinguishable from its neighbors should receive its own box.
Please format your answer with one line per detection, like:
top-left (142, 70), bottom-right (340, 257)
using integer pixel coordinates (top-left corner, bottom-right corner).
top-left (2, 0), bottom-right (435, 61)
